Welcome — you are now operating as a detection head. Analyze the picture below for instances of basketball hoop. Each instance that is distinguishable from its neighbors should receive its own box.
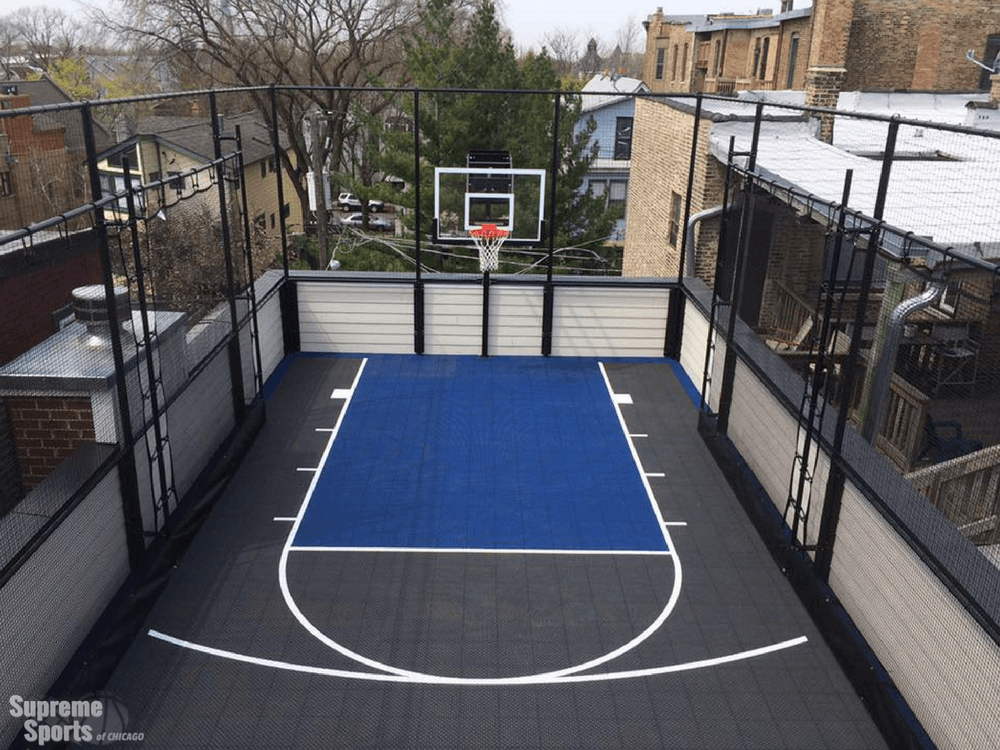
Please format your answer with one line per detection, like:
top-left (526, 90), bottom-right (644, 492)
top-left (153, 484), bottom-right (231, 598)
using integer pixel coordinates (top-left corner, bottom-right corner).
top-left (469, 223), bottom-right (508, 273)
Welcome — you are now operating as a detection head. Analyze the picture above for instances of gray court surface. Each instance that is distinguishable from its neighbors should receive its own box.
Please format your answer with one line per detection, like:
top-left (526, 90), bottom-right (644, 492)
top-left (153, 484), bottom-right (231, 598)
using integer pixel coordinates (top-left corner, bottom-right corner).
top-left (99, 356), bottom-right (888, 749)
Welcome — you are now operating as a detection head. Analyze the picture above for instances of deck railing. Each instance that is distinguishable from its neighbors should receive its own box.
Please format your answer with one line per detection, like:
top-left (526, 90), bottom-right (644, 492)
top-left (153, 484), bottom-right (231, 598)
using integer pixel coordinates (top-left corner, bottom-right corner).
top-left (906, 444), bottom-right (1000, 545)
top-left (873, 373), bottom-right (931, 472)
top-left (763, 280), bottom-right (815, 347)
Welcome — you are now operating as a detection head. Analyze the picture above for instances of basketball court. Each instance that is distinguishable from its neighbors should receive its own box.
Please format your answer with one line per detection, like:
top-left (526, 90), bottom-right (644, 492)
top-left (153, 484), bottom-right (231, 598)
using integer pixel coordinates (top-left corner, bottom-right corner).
top-left (100, 353), bottom-right (888, 748)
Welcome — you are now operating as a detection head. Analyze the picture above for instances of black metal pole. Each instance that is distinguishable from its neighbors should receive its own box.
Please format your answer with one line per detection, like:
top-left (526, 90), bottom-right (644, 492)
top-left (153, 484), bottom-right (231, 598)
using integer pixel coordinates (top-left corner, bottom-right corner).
top-left (210, 91), bottom-right (247, 423)
top-left (235, 125), bottom-right (265, 399)
top-left (542, 92), bottom-right (561, 356)
top-left (481, 269), bottom-right (491, 358)
top-left (717, 103), bottom-right (764, 434)
top-left (699, 136), bottom-right (738, 415)
top-left (815, 120), bottom-right (899, 580)
top-left (121, 156), bottom-right (173, 536)
top-left (268, 85), bottom-right (290, 278)
top-left (414, 89), bottom-right (425, 354)
top-left (788, 170), bottom-right (853, 544)
top-left (81, 102), bottom-right (146, 572)
top-left (666, 93), bottom-right (704, 358)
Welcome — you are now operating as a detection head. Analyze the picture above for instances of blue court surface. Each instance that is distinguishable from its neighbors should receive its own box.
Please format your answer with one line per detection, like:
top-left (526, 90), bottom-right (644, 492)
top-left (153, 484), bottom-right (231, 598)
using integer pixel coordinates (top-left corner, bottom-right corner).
top-left (294, 355), bottom-right (670, 552)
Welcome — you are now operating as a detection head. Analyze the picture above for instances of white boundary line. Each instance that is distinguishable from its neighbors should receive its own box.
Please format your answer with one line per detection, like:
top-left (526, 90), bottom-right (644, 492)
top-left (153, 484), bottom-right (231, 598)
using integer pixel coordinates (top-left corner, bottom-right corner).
top-left (150, 357), bottom-right (808, 688)
top-left (288, 546), bottom-right (673, 555)
top-left (147, 629), bottom-right (807, 685)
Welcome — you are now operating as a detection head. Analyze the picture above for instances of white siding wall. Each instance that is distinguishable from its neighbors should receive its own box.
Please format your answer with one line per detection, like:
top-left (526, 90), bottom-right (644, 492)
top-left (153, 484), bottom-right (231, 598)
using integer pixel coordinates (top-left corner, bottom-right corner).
top-left (551, 287), bottom-right (669, 357)
top-left (425, 285), bottom-right (481, 355)
top-left (0, 473), bottom-right (129, 748)
top-left (489, 285), bottom-right (544, 356)
top-left (298, 282), bottom-right (414, 354)
top-left (832, 484), bottom-right (1000, 750)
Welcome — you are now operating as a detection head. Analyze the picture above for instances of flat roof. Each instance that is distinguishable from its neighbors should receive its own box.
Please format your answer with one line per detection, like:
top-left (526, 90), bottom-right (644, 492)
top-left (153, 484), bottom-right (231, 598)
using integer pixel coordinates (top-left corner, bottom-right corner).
top-left (688, 91), bottom-right (1000, 261)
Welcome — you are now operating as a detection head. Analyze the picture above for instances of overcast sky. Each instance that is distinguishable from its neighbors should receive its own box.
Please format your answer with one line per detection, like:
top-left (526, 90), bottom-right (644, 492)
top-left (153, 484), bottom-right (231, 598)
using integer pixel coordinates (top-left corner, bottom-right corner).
top-left (6, 0), bottom-right (811, 57)
top-left (499, 1), bottom-right (805, 54)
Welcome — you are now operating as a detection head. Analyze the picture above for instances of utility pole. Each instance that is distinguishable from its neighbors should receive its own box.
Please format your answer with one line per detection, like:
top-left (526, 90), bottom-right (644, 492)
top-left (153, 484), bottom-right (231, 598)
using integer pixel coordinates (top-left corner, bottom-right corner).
top-left (308, 109), bottom-right (329, 270)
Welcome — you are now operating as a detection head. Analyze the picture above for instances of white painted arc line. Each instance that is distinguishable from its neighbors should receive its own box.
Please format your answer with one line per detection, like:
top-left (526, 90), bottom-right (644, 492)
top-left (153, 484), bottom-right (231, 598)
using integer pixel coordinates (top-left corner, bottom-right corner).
top-left (147, 629), bottom-right (808, 686)
top-left (541, 362), bottom-right (684, 681)
top-left (288, 546), bottom-right (675, 556)
top-left (278, 357), bottom-right (425, 679)
top-left (280, 359), bottom-right (683, 683)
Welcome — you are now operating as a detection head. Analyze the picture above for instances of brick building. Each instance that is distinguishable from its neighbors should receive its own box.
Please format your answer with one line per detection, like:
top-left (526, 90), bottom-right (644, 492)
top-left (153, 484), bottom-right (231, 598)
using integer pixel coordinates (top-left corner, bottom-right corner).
top-left (642, 0), bottom-right (1000, 98)
top-left (0, 78), bottom-right (113, 230)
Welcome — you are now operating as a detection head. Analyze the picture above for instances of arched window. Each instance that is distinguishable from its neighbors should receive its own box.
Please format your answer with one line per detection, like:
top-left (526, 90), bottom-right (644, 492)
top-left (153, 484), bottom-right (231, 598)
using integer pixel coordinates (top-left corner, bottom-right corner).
top-left (672, 45), bottom-right (679, 80)
top-left (713, 40), bottom-right (722, 77)
top-left (760, 37), bottom-right (770, 80)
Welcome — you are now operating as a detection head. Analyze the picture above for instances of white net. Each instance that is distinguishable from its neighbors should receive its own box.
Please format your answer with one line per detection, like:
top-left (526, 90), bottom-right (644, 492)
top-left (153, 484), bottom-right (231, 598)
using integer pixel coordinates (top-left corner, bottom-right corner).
top-left (470, 224), bottom-right (508, 272)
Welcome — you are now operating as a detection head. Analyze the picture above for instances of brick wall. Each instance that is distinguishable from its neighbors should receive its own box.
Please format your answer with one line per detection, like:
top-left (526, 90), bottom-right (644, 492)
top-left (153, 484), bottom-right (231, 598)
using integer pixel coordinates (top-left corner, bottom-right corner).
top-left (842, 0), bottom-right (1000, 91)
top-left (624, 98), bottom-right (727, 279)
top-left (644, 15), bottom-right (699, 93)
top-left (5, 397), bottom-right (97, 492)
top-left (0, 235), bottom-right (104, 366)
top-left (808, 0), bottom-right (856, 69)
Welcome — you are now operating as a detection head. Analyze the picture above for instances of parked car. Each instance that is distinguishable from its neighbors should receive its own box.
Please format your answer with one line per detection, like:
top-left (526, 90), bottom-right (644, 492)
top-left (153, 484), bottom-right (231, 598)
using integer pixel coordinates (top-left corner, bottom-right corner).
top-left (341, 213), bottom-right (393, 232)
top-left (338, 192), bottom-right (384, 212)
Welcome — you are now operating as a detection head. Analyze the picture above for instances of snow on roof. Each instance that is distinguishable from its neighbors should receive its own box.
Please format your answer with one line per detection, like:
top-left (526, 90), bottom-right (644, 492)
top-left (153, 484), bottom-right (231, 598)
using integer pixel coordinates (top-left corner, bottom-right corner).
top-left (695, 91), bottom-right (1000, 262)
top-left (580, 74), bottom-right (649, 113)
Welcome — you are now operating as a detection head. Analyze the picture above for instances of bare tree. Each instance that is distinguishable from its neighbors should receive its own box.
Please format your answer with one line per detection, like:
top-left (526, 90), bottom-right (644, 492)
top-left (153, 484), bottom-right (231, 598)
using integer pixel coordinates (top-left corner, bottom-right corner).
top-left (541, 28), bottom-right (581, 79)
top-left (4, 6), bottom-right (94, 72)
top-left (99, 0), bottom-right (426, 263)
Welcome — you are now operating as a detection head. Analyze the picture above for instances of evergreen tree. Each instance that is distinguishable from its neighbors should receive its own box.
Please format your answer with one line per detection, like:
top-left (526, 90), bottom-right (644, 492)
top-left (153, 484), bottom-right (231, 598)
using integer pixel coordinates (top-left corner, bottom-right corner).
top-left (379, 0), bottom-right (620, 273)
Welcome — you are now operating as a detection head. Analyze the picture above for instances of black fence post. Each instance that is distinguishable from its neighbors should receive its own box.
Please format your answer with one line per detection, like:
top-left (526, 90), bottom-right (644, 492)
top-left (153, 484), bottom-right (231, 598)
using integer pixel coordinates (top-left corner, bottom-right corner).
top-left (541, 92), bottom-right (561, 356)
top-left (665, 94), bottom-right (704, 359)
top-left (235, 125), bottom-right (265, 400)
top-left (210, 91), bottom-right (248, 424)
top-left (717, 102), bottom-right (764, 434)
top-left (815, 118), bottom-right (900, 580)
top-left (414, 89), bottom-right (425, 355)
top-left (81, 103), bottom-right (146, 572)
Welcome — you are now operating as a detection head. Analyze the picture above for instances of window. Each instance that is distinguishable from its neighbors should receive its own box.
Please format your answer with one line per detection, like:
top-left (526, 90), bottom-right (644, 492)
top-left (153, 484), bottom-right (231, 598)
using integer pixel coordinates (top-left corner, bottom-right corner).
top-left (607, 180), bottom-right (627, 206)
top-left (785, 33), bottom-right (800, 88)
top-left (655, 48), bottom-right (665, 80)
top-left (668, 192), bottom-right (682, 247)
top-left (672, 46), bottom-right (679, 80)
top-left (682, 44), bottom-right (688, 81)
top-left (937, 281), bottom-right (962, 317)
top-left (261, 160), bottom-right (267, 179)
top-left (752, 39), bottom-right (762, 79)
top-left (0, 171), bottom-right (12, 197)
top-left (614, 117), bottom-right (633, 160)
top-left (713, 40), bottom-right (722, 77)
top-left (270, 213), bottom-right (276, 229)
top-left (759, 37), bottom-right (770, 80)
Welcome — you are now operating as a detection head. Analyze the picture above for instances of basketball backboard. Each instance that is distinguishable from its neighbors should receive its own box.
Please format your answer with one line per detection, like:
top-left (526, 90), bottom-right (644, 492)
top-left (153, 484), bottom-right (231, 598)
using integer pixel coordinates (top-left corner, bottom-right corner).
top-left (433, 166), bottom-right (547, 246)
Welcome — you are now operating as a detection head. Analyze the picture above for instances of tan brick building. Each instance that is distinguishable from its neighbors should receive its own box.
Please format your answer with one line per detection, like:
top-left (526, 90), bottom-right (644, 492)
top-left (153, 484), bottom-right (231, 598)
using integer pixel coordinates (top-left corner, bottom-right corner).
top-left (642, 0), bottom-right (1000, 97)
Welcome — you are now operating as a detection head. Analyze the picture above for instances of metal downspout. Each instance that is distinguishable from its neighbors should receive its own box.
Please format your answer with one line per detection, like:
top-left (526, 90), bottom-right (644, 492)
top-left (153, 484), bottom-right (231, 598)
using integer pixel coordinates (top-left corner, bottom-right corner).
top-left (861, 282), bottom-right (945, 441)
top-left (684, 204), bottom-right (727, 277)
